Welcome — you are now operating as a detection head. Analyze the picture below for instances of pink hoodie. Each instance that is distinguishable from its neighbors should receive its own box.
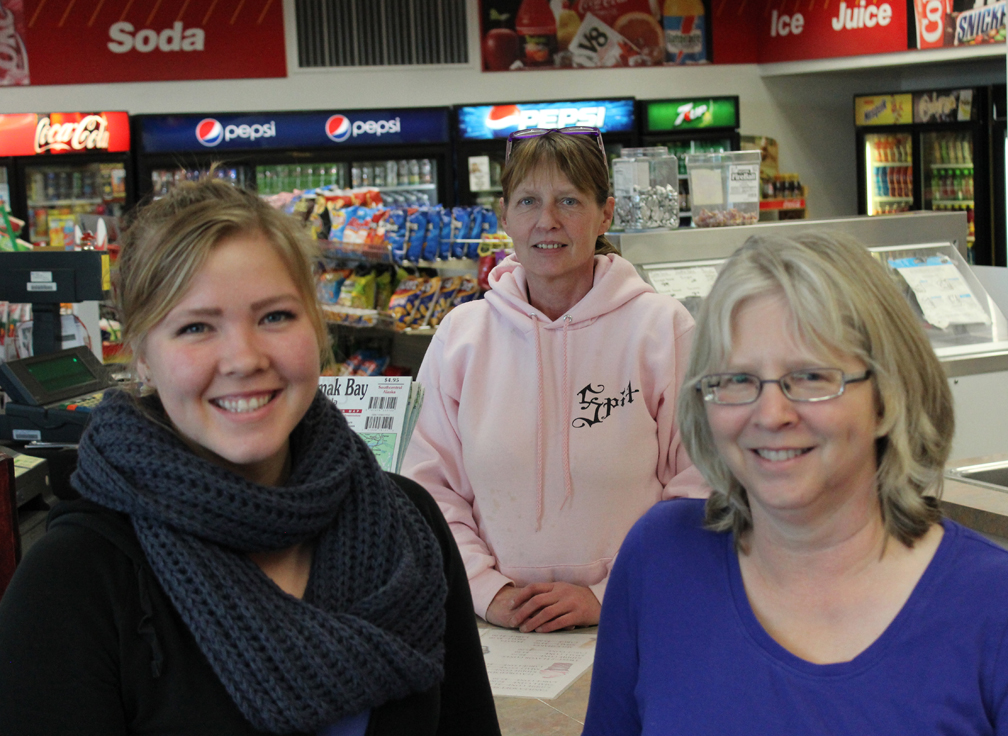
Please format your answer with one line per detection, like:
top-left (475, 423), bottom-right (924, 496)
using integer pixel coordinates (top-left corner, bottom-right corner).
top-left (402, 253), bottom-right (709, 618)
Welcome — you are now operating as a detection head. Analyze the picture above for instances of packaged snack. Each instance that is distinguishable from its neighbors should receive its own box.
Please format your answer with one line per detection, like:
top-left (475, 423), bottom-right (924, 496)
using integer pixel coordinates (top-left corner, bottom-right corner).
top-left (477, 253), bottom-right (496, 291)
top-left (337, 268), bottom-right (377, 309)
top-left (309, 196), bottom-right (331, 240)
top-left (453, 275), bottom-right (480, 306)
top-left (439, 207), bottom-right (453, 260)
top-left (388, 233), bottom-right (406, 265)
top-left (374, 267), bottom-right (394, 311)
top-left (422, 206), bottom-right (444, 261)
top-left (317, 268), bottom-right (352, 304)
top-left (388, 277), bottom-right (424, 329)
top-left (413, 276), bottom-right (442, 328)
top-left (450, 207), bottom-right (470, 259)
top-left (481, 207), bottom-right (498, 236)
top-left (464, 206), bottom-right (484, 242)
top-left (405, 208), bottom-right (428, 263)
top-left (428, 276), bottom-right (462, 328)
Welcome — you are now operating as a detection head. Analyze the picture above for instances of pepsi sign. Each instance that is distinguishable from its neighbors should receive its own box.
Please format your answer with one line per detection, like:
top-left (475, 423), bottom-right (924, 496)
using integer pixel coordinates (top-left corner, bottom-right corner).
top-left (457, 99), bottom-right (635, 140)
top-left (138, 108), bottom-right (450, 153)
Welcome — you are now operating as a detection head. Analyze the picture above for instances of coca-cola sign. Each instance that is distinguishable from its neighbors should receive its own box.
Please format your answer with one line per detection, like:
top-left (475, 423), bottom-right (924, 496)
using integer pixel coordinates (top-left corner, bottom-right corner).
top-left (0, 0), bottom-right (28, 85)
top-left (0, 112), bottom-right (130, 157)
top-left (1, 0), bottom-right (284, 86)
top-left (34, 115), bottom-right (111, 153)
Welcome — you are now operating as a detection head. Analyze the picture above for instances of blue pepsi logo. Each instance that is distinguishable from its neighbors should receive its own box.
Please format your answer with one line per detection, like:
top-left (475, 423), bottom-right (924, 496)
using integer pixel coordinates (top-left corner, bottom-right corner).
top-left (326, 114), bottom-right (352, 142)
top-left (196, 118), bottom-right (223, 147)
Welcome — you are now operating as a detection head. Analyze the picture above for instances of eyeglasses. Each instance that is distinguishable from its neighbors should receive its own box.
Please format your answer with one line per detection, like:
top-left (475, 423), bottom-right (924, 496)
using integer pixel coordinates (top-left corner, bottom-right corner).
top-left (698, 368), bottom-right (873, 405)
top-left (504, 127), bottom-right (606, 164)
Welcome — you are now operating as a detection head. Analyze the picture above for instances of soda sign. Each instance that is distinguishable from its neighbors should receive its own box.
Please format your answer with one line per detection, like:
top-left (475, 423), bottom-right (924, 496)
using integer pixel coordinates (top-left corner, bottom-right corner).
top-left (7, 0), bottom-right (285, 86)
top-left (758, 0), bottom-right (907, 63)
top-left (0, 112), bottom-right (130, 157)
top-left (35, 115), bottom-right (110, 153)
top-left (457, 100), bottom-right (635, 140)
top-left (0, 0), bottom-right (28, 86)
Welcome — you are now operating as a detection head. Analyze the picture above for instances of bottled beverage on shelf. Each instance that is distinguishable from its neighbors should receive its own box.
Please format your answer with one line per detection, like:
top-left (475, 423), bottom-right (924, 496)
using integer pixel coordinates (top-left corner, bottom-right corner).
top-left (372, 162), bottom-right (385, 187)
top-left (398, 160), bottom-right (410, 185)
top-left (420, 158), bottom-right (433, 184)
top-left (408, 159), bottom-right (420, 185)
top-left (385, 160), bottom-right (398, 187)
top-left (963, 139), bottom-right (973, 164)
top-left (351, 163), bottom-right (362, 188)
top-left (361, 164), bottom-right (372, 187)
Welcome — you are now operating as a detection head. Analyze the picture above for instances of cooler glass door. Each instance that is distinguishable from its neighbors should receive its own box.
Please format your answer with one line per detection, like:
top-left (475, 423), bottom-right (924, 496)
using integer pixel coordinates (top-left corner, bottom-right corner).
top-left (922, 130), bottom-right (976, 250)
top-left (348, 157), bottom-right (438, 206)
top-left (0, 161), bottom-right (11, 215)
top-left (148, 163), bottom-right (255, 198)
top-left (465, 149), bottom-right (504, 211)
top-left (23, 161), bottom-right (127, 247)
top-left (864, 132), bottom-right (913, 216)
top-left (252, 162), bottom-right (345, 196)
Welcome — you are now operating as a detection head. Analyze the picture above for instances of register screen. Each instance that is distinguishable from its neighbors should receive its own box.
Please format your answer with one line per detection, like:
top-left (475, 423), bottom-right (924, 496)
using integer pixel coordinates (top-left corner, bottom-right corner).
top-left (25, 353), bottom-right (98, 394)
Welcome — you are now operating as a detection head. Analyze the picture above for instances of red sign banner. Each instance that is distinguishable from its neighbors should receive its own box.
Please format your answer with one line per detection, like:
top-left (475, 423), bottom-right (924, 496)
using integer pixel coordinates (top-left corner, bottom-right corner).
top-left (0, 111), bottom-right (130, 156)
top-left (2, 0), bottom-right (285, 86)
top-left (756, 0), bottom-right (908, 63)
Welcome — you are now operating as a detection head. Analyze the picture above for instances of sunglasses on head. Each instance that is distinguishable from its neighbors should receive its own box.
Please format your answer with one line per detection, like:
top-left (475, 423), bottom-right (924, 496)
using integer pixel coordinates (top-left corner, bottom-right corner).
top-left (504, 126), bottom-right (606, 164)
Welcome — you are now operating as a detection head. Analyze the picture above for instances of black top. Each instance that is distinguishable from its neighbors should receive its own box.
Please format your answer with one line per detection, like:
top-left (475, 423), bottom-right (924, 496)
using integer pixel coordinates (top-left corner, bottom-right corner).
top-left (0, 474), bottom-right (500, 736)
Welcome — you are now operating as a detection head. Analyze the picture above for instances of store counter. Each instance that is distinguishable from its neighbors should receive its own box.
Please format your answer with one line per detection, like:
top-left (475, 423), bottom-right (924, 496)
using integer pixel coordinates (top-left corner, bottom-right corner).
top-left (943, 454), bottom-right (1008, 546)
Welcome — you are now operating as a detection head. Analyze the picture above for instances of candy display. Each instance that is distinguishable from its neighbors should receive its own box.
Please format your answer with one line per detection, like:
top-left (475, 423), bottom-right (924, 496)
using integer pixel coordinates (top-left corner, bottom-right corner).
top-left (614, 184), bottom-right (679, 229)
top-left (692, 207), bottom-right (759, 228)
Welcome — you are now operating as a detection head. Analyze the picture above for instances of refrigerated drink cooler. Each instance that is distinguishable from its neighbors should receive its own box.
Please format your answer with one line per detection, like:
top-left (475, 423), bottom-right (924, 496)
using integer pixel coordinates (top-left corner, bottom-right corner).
top-left (612, 211), bottom-right (1008, 462)
top-left (133, 108), bottom-right (455, 208)
top-left (855, 88), bottom-right (995, 265)
top-left (454, 98), bottom-right (639, 213)
top-left (0, 112), bottom-right (132, 248)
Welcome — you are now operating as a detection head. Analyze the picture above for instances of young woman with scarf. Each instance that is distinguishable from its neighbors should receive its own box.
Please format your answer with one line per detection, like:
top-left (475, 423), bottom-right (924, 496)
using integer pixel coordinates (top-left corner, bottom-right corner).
top-left (0, 180), bottom-right (500, 736)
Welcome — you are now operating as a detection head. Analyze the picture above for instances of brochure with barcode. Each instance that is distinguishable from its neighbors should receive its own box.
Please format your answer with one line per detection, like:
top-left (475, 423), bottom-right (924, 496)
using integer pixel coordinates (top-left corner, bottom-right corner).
top-left (318, 376), bottom-right (423, 473)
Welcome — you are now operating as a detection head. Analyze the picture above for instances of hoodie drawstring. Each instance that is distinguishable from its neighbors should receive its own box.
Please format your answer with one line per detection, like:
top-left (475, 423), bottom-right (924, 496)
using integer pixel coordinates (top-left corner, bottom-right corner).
top-left (561, 316), bottom-right (574, 511)
top-left (531, 313), bottom-right (576, 530)
top-left (532, 315), bottom-right (545, 530)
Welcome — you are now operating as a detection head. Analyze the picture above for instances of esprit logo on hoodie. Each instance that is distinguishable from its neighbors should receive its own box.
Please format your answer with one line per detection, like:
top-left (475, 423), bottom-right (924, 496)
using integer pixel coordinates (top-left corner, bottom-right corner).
top-left (572, 382), bottom-right (640, 428)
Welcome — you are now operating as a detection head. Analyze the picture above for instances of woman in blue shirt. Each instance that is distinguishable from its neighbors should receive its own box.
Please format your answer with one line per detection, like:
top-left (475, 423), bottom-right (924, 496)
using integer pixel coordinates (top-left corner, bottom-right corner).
top-left (584, 233), bottom-right (1008, 735)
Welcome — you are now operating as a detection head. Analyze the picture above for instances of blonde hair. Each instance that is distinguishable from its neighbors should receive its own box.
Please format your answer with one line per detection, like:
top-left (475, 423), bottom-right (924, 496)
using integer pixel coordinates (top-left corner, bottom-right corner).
top-left (116, 179), bottom-right (330, 373)
top-left (676, 233), bottom-right (952, 547)
top-left (501, 130), bottom-right (617, 255)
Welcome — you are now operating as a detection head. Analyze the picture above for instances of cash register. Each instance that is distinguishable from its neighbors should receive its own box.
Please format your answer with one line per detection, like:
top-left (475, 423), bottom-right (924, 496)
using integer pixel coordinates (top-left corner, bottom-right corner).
top-left (0, 346), bottom-right (115, 443)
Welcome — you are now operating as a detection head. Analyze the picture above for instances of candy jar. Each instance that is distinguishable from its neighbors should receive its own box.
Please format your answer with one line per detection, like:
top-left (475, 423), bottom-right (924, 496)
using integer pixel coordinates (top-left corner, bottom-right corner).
top-left (612, 147), bottom-right (679, 230)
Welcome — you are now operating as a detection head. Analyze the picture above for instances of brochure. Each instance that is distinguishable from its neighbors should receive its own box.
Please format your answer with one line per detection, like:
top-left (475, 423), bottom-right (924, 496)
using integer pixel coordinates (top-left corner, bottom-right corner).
top-left (319, 376), bottom-right (423, 473)
top-left (479, 628), bottom-right (597, 700)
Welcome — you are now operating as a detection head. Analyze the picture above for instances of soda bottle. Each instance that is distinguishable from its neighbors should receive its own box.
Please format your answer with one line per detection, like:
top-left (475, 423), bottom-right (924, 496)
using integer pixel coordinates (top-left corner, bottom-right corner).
top-left (963, 139), bottom-right (973, 164)
top-left (420, 158), bottom-right (433, 184)
top-left (408, 159), bottom-right (420, 185)
top-left (373, 162), bottom-right (386, 187)
top-left (386, 161), bottom-right (398, 187)
top-left (955, 170), bottom-right (964, 200)
top-left (940, 138), bottom-right (950, 164)
top-left (932, 139), bottom-right (942, 164)
top-left (361, 164), bottom-right (372, 187)
top-left (887, 167), bottom-right (897, 199)
top-left (664, 0), bottom-right (706, 64)
top-left (516, 0), bottom-right (557, 68)
top-left (351, 163), bottom-right (362, 188)
top-left (330, 165), bottom-right (341, 187)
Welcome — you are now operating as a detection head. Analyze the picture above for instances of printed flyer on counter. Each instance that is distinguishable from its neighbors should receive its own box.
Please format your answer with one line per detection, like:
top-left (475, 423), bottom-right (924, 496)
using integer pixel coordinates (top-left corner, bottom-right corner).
top-left (479, 627), bottom-right (597, 699)
top-left (318, 376), bottom-right (423, 474)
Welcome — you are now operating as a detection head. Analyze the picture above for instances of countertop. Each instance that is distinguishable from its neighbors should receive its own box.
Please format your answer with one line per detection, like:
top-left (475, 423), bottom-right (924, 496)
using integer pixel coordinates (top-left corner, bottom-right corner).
top-left (941, 454), bottom-right (1008, 544)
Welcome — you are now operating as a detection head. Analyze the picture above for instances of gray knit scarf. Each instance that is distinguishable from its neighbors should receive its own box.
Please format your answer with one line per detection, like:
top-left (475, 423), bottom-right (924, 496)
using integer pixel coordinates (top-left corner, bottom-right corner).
top-left (71, 389), bottom-right (447, 734)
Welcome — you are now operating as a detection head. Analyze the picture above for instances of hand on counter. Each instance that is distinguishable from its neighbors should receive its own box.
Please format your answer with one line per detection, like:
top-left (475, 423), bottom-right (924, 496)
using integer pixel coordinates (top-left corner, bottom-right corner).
top-left (485, 581), bottom-right (600, 633)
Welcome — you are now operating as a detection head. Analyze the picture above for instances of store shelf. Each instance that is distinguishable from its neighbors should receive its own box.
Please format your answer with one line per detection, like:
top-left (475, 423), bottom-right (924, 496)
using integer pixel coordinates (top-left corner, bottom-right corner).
top-left (931, 163), bottom-right (975, 170)
top-left (760, 198), bottom-right (806, 211)
top-left (471, 187), bottom-right (503, 193)
top-left (374, 184), bottom-right (436, 191)
top-left (759, 44), bottom-right (1004, 77)
top-left (28, 198), bottom-right (105, 206)
top-left (872, 161), bottom-right (912, 167)
top-left (932, 199), bottom-right (975, 206)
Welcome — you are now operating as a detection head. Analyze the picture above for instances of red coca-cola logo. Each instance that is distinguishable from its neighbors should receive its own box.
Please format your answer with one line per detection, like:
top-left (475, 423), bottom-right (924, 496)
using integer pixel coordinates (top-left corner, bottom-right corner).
top-left (0, 0), bottom-right (29, 86)
top-left (915, 0), bottom-right (951, 46)
top-left (34, 115), bottom-right (111, 153)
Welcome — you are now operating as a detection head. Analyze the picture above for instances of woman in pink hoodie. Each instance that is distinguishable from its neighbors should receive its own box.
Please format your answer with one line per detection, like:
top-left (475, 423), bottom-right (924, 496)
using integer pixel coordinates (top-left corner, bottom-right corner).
top-left (402, 129), bottom-right (707, 633)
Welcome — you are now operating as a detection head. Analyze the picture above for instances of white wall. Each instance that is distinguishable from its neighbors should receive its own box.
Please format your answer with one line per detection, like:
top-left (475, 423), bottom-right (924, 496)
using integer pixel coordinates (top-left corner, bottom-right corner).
top-left (0, 2), bottom-right (1002, 220)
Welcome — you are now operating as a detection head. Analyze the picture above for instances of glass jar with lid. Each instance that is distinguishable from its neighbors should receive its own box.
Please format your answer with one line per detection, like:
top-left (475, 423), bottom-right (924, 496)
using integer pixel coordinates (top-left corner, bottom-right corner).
top-left (611, 147), bottom-right (679, 230)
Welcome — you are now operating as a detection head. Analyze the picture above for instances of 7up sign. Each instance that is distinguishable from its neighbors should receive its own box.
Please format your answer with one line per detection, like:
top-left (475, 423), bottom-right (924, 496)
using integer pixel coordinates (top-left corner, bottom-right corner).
top-left (645, 97), bottom-right (739, 133)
